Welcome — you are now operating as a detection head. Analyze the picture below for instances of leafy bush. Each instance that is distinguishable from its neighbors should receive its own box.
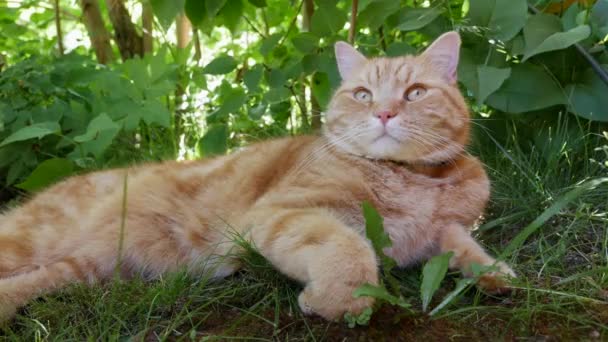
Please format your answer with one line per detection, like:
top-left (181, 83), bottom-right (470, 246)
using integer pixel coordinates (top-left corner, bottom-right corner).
top-left (0, 51), bottom-right (178, 190)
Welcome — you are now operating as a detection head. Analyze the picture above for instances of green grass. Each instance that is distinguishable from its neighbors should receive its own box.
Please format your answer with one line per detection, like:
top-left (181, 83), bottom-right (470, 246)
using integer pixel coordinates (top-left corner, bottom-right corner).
top-left (2, 114), bottom-right (608, 341)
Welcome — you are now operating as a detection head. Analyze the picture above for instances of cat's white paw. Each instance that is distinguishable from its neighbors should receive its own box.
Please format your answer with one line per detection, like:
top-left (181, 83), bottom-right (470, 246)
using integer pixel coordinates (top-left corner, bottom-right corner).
top-left (477, 261), bottom-right (516, 295)
top-left (0, 301), bottom-right (17, 324)
top-left (297, 282), bottom-right (375, 321)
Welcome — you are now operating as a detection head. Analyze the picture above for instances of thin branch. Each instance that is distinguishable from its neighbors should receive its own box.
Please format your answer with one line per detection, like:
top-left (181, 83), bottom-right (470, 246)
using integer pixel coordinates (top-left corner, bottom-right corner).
top-left (243, 15), bottom-right (266, 38)
top-left (348, 0), bottom-right (358, 44)
top-left (193, 27), bottom-right (202, 63)
top-left (288, 83), bottom-right (309, 129)
top-left (261, 7), bottom-right (270, 36)
top-left (54, 0), bottom-right (64, 55)
top-left (378, 26), bottom-right (387, 51)
top-left (278, 0), bottom-right (304, 46)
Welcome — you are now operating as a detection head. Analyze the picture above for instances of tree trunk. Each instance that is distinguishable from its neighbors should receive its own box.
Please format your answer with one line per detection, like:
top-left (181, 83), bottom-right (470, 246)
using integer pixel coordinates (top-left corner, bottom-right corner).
top-left (142, 0), bottom-right (153, 54)
top-left (303, 0), bottom-right (322, 130)
top-left (310, 94), bottom-right (322, 130)
top-left (80, 0), bottom-right (114, 64)
top-left (54, 0), bottom-right (64, 55)
top-left (105, 0), bottom-right (143, 60)
top-left (303, 0), bottom-right (313, 31)
top-left (176, 13), bottom-right (192, 49)
top-left (348, 0), bottom-right (358, 44)
top-left (174, 14), bottom-right (192, 144)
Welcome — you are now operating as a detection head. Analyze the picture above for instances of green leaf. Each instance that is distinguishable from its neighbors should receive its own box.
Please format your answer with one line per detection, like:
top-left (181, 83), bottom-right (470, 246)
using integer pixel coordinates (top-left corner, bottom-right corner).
top-left (248, 0), bottom-right (266, 7)
top-left (522, 14), bottom-right (590, 61)
top-left (16, 158), bottom-right (74, 192)
top-left (386, 42), bottom-right (416, 56)
top-left (219, 87), bottom-right (247, 116)
top-left (302, 54), bottom-right (319, 74)
top-left (7, 161), bottom-right (26, 186)
top-left (311, 3), bottom-right (347, 37)
top-left (218, 0), bottom-right (244, 32)
top-left (562, 3), bottom-right (581, 31)
top-left (311, 72), bottom-right (331, 109)
top-left (292, 32), bottom-right (318, 54)
top-left (358, 0), bottom-right (401, 31)
top-left (486, 64), bottom-right (566, 113)
top-left (260, 33), bottom-right (282, 57)
top-left (243, 64), bottom-right (264, 92)
top-left (395, 7), bottom-right (443, 31)
top-left (475, 66), bottom-right (511, 105)
top-left (151, 0), bottom-right (186, 29)
top-left (248, 102), bottom-right (267, 120)
top-left (362, 201), bottom-right (392, 253)
top-left (565, 67), bottom-right (608, 122)
top-left (344, 307), bottom-right (373, 328)
top-left (74, 113), bottom-right (120, 158)
top-left (185, 0), bottom-right (207, 27)
top-left (353, 283), bottom-right (410, 308)
top-left (199, 124), bottom-right (228, 157)
top-left (501, 177), bottom-right (608, 258)
top-left (203, 56), bottom-right (238, 75)
top-left (420, 252), bottom-right (453, 312)
top-left (206, 0), bottom-right (227, 17)
top-left (457, 48), bottom-right (479, 96)
top-left (264, 87), bottom-right (290, 104)
top-left (591, 0), bottom-right (608, 39)
top-left (140, 99), bottom-right (171, 127)
top-left (468, 0), bottom-right (527, 41)
top-left (267, 68), bottom-right (286, 88)
top-left (0, 122), bottom-right (61, 147)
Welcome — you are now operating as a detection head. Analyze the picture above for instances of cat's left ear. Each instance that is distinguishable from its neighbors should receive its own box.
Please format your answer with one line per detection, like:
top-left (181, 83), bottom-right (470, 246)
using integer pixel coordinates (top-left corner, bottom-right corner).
top-left (422, 31), bottom-right (461, 84)
top-left (335, 41), bottom-right (367, 80)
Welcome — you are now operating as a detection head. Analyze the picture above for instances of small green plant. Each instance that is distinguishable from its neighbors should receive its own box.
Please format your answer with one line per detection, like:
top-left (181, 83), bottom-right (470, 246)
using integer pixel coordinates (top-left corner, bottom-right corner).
top-left (343, 202), bottom-right (411, 327)
top-left (356, 202), bottom-right (462, 317)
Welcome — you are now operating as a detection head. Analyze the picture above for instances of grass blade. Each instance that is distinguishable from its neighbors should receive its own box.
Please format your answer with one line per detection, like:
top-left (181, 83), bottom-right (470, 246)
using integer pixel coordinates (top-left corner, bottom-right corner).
top-left (428, 278), bottom-right (475, 316)
top-left (500, 177), bottom-right (608, 258)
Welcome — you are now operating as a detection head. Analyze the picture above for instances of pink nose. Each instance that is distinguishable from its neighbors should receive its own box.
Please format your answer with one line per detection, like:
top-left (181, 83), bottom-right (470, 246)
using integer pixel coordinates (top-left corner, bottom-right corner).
top-left (376, 110), bottom-right (397, 125)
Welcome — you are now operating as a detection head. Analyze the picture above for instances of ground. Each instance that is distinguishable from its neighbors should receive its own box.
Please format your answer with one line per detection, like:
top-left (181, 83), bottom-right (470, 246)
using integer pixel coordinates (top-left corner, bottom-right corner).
top-left (1, 116), bottom-right (607, 341)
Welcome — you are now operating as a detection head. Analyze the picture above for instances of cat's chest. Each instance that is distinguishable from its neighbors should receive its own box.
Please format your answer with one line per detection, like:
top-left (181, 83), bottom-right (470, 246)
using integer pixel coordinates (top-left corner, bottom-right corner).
top-left (342, 165), bottom-right (450, 266)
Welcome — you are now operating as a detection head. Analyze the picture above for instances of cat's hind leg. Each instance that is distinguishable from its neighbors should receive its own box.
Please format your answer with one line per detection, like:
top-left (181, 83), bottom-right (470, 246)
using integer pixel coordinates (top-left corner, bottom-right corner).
top-left (245, 207), bottom-right (379, 320)
top-left (0, 250), bottom-right (114, 322)
top-left (0, 224), bottom-right (36, 279)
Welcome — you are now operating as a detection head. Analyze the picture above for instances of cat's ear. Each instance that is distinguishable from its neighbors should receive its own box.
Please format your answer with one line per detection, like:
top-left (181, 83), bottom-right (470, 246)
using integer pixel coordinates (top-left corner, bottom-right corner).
top-left (422, 31), bottom-right (461, 84)
top-left (335, 41), bottom-right (367, 80)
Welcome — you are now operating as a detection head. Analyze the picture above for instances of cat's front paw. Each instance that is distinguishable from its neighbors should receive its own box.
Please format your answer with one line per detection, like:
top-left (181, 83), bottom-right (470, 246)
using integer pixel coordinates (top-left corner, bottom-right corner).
top-left (477, 261), bottom-right (516, 295)
top-left (297, 282), bottom-right (375, 320)
top-left (0, 297), bottom-right (17, 324)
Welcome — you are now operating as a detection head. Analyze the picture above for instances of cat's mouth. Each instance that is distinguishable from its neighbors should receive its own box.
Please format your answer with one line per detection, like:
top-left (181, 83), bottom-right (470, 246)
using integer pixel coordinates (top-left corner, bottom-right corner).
top-left (373, 132), bottom-right (401, 144)
top-left (374, 126), bottom-right (403, 143)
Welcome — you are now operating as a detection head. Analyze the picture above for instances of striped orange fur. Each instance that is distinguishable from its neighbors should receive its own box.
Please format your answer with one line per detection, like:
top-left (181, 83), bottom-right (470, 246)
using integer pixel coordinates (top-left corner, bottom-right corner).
top-left (0, 32), bottom-right (514, 322)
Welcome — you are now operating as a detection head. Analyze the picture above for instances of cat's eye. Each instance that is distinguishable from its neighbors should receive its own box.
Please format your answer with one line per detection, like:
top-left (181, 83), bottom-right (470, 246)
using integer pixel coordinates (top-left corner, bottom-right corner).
top-left (354, 88), bottom-right (373, 103)
top-left (405, 86), bottom-right (427, 101)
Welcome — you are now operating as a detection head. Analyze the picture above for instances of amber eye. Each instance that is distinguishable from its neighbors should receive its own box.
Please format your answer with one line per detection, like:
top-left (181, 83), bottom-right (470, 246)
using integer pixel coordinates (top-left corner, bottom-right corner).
top-left (405, 86), bottom-right (427, 101)
top-left (354, 88), bottom-right (373, 103)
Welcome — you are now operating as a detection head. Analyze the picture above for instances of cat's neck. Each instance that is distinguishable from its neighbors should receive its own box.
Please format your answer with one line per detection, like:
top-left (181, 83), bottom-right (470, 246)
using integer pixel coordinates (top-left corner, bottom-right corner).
top-left (330, 146), bottom-right (469, 179)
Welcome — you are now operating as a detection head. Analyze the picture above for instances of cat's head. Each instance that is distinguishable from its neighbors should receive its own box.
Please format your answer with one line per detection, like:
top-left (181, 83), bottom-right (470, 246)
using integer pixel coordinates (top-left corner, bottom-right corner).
top-left (324, 32), bottom-right (469, 164)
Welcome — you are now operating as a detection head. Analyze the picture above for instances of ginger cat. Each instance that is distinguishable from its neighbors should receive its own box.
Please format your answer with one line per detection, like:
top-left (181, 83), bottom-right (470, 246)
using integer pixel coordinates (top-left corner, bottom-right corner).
top-left (0, 32), bottom-right (515, 322)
